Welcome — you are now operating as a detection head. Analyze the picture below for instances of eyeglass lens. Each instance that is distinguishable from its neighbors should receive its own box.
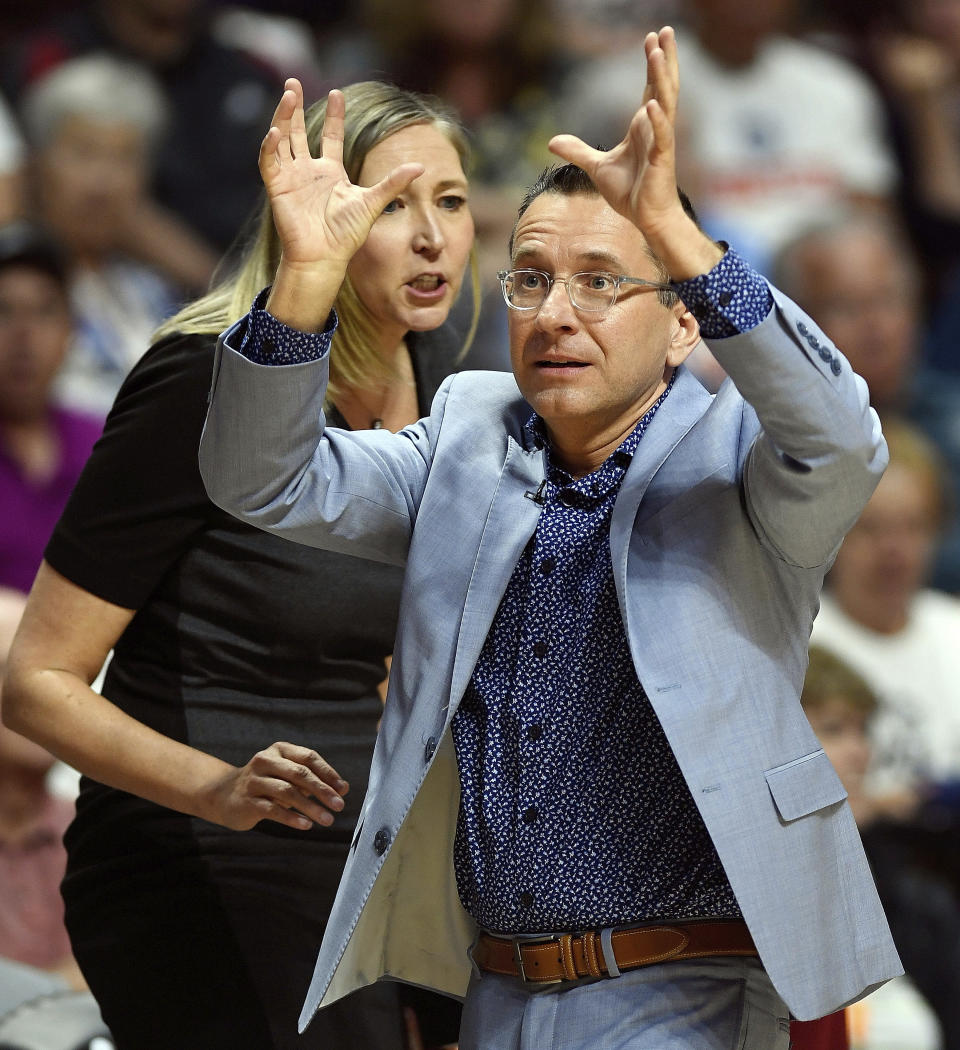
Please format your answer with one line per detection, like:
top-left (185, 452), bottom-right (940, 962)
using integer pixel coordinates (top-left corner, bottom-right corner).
top-left (503, 271), bottom-right (617, 311)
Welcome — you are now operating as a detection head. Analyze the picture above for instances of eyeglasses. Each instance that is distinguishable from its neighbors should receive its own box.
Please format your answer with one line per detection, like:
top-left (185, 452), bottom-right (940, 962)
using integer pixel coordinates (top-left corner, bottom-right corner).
top-left (497, 269), bottom-right (674, 313)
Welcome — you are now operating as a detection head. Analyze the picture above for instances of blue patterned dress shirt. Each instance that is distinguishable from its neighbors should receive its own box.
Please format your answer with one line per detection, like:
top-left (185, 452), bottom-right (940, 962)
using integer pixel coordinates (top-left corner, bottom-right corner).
top-left (237, 248), bottom-right (773, 934)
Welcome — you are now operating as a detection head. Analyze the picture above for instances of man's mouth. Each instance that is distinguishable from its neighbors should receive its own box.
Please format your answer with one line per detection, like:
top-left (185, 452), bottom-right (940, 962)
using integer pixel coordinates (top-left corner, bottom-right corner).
top-left (536, 360), bottom-right (588, 369)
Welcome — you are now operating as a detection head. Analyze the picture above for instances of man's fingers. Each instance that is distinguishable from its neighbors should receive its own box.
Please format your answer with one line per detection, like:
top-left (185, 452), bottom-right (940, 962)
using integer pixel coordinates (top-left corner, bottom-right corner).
top-left (547, 133), bottom-right (602, 174)
top-left (659, 25), bottom-right (679, 78)
top-left (644, 99), bottom-right (675, 160)
top-left (642, 30), bottom-right (660, 105)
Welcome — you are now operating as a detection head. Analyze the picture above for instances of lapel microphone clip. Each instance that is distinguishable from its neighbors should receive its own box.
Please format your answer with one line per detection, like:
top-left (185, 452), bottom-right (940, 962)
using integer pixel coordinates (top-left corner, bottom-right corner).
top-left (524, 479), bottom-right (547, 505)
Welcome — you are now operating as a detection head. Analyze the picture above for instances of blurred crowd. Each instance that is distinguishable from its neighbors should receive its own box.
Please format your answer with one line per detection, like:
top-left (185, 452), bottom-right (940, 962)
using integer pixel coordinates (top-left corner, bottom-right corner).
top-left (1, 1), bottom-right (960, 1047)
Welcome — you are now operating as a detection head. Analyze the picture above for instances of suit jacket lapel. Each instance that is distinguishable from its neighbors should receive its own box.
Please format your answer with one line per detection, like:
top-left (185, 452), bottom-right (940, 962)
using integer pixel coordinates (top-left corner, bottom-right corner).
top-left (448, 436), bottom-right (545, 713)
top-left (609, 367), bottom-right (713, 617)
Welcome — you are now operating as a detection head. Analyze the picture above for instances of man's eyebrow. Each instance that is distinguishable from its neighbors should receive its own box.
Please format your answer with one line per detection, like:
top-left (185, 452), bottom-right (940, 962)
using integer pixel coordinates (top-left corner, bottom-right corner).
top-left (578, 249), bottom-right (625, 269)
top-left (510, 246), bottom-right (625, 269)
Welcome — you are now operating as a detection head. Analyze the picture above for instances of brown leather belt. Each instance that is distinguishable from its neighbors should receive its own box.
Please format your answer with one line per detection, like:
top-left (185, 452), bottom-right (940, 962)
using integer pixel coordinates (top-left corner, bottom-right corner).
top-left (473, 920), bottom-right (757, 985)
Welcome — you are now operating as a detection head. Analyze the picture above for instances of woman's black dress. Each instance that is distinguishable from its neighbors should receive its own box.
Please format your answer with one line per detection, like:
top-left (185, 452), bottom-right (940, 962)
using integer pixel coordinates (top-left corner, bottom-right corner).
top-left (46, 328), bottom-right (462, 1050)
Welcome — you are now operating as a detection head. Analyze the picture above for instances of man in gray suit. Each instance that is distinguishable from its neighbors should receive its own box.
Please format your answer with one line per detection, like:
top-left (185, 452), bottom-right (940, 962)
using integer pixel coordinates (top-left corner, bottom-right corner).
top-left (200, 28), bottom-right (901, 1050)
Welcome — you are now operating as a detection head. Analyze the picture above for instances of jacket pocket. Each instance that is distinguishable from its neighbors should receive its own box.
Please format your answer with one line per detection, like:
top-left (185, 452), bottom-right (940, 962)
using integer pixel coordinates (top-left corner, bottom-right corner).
top-left (764, 749), bottom-right (847, 822)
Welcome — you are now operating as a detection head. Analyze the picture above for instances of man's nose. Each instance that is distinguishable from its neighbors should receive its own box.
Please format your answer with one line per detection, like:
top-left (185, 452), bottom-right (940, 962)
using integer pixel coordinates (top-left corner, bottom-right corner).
top-left (534, 279), bottom-right (578, 330)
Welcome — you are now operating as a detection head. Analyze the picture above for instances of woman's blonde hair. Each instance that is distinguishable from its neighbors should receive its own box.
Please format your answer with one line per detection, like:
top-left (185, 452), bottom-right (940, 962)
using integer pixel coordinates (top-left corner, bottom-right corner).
top-left (154, 81), bottom-right (479, 400)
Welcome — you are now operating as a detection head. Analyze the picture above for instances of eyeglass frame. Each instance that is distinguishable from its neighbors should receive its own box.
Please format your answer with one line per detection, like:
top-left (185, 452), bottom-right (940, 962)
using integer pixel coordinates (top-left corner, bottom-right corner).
top-left (496, 268), bottom-right (675, 313)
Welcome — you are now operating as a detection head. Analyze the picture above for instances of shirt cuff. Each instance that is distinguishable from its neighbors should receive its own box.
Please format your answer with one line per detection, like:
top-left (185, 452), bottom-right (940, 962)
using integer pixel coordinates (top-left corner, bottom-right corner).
top-left (673, 247), bottom-right (773, 338)
top-left (237, 286), bottom-right (338, 364)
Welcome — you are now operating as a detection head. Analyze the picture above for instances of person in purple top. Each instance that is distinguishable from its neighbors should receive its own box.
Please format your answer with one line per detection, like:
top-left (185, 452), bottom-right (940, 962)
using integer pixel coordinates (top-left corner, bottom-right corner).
top-left (0, 223), bottom-right (100, 997)
top-left (0, 222), bottom-right (101, 599)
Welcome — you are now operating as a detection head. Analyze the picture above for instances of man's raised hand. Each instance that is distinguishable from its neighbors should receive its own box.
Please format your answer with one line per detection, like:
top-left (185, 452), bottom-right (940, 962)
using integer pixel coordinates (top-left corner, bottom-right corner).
top-left (548, 28), bottom-right (720, 279)
top-left (548, 29), bottom-right (680, 240)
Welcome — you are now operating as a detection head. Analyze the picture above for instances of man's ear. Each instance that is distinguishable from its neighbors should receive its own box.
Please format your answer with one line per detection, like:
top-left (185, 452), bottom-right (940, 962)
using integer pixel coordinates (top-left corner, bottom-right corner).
top-left (665, 304), bottom-right (701, 367)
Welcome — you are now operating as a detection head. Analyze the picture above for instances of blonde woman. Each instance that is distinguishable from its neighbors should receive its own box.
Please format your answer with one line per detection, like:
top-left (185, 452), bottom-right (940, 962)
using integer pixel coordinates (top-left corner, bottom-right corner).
top-left (4, 81), bottom-right (476, 1050)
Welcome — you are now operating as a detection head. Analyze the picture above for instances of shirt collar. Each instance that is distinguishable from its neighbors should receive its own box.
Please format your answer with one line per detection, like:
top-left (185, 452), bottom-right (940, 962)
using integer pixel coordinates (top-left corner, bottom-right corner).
top-left (522, 368), bottom-right (677, 463)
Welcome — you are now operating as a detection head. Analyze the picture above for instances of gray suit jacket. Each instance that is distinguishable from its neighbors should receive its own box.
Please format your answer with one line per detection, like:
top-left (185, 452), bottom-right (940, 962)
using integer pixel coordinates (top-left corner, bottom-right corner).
top-left (200, 284), bottom-right (902, 1025)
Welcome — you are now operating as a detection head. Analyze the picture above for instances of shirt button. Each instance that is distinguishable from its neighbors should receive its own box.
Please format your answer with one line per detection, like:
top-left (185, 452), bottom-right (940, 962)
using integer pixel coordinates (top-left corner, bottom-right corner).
top-left (519, 891), bottom-right (535, 908)
top-left (532, 640), bottom-right (548, 658)
top-left (263, 337), bottom-right (276, 355)
top-left (613, 451), bottom-right (632, 469)
top-left (424, 736), bottom-right (437, 762)
top-left (539, 557), bottom-right (556, 575)
top-left (558, 489), bottom-right (581, 507)
top-left (374, 828), bottom-right (391, 855)
top-left (527, 724), bottom-right (543, 741)
top-left (718, 291), bottom-right (733, 307)
top-left (522, 806), bottom-right (539, 824)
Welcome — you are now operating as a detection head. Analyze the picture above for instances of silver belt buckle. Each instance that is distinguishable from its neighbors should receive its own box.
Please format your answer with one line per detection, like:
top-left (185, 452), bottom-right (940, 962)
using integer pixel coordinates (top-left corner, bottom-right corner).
top-left (511, 935), bottom-right (565, 985)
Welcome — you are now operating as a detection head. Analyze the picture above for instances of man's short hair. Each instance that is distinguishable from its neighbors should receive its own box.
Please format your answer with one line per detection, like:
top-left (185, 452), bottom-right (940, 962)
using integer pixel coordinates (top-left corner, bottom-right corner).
top-left (509, 162), bottom-right (700, 307)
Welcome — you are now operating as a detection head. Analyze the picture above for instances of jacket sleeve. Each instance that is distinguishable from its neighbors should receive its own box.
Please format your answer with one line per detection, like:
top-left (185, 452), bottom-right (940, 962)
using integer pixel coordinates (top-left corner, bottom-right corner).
top-left (706, 284), bottom-right (888, 570)
top-left (199, 320), bottom-right (452, 568)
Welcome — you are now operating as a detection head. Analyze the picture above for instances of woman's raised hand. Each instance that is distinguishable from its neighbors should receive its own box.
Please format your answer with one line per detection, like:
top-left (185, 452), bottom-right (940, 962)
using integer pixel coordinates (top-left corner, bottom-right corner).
top-left (260, 79), bottom-right (423, 272)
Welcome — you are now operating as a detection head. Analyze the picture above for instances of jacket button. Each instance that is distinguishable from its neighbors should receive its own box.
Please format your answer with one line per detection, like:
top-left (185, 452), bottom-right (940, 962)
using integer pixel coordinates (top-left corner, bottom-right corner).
top-left (819, 346), bottom-right (832, 362)
top-left (831, 358), bottom-right (842, 376)
top-left (374, 828), bottom-right (390, 855)
top-left (797, 321), bottom-right (809, 336)
top-left (424, 736), bottom-right (437, 762)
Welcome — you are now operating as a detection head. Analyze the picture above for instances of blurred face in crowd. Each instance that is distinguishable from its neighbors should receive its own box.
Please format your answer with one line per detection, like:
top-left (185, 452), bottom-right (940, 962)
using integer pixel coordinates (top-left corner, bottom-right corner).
top-left (347, 122), bottom-right (474, 351)
top-left (804, 699), bottom-right (872, 795)
top-left (100, 0), bottom-right (201, 65)
top-left (785, 227), bottom-right (919, 410)
top-left (829, 462), bottom-right (941, 629)
top-left (688, 0), bottom-right (795, 63)
top-left (424, 0), bottom-right (516, 45)
top-left (35, 114), bottom-right (150, 262)
top-left (0, 265), bottom-right (72, 424)
top-left (912, 0), bottom-right (960, 55)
